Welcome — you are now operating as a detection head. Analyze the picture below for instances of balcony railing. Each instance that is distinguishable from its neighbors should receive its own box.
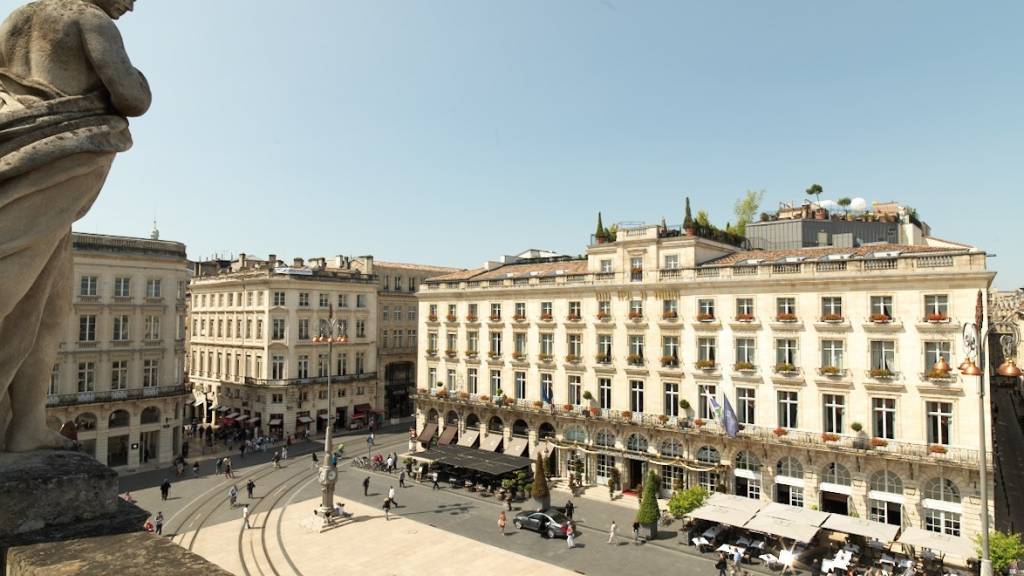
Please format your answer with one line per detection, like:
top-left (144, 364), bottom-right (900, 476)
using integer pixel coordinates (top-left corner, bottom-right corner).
top-left (47, 384), bottom-right (188, 407)
top-left (242, 372), bottom-right (377, 387)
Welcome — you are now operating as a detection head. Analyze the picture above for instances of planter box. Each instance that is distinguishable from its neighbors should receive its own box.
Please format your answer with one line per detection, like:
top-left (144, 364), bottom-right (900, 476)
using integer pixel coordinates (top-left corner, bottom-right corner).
top-left (638, 523), bottom-right (658, 541)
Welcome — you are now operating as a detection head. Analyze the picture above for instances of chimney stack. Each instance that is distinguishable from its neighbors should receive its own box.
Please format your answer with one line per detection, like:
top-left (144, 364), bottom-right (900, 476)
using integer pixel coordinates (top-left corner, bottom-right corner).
top-left (268, 254), bottom-right (277, 266)
top-left (293, 257), bottom-right (304, 268)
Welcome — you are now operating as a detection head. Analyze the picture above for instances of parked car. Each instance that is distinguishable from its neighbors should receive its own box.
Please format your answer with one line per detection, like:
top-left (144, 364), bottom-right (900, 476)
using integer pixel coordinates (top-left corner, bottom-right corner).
top-left (513, 509), bottom-right (572, 539)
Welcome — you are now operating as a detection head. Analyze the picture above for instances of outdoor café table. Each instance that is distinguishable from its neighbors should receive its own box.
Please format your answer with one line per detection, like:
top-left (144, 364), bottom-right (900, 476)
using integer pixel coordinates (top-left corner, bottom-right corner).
top-left (868, 540), bottom-right (886, 551)
top-left (716, 544), bottom-right (746, 559)
top-left (758, 553), bottom-right (780, 569)
top-left (736, 536), bottom-right (751, 548)
top-left (692, 537), bottom-right (710, 551)
top-left (703, 525), bottom-right (723, 540)
top-left (880, 554), bottom-right (896, 566)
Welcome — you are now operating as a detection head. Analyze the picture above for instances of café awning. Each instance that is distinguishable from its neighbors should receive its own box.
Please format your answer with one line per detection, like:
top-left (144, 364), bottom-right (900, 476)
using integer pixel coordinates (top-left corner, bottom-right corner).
top-left (353, 403), bottom-right (373, 416)
top-left (744, 515), bottom-right (821, 544)
top-left (457, 430), bottom-right (479, 448)
top-left (193, 398), bottom-right (205, 407)
top-left (416, 422), bottom-right (438, 445)
top-left (216, 406), bottom-right (230, 413)
top-left (479, 433), bottom-right (503, 452)
top-left (822, 514), bottom-right (899, 542)
top-left (686, 503), bottom-right (757, 526)
top-left (296, 416), bottom-right (313, 424)
top-left (250, 417), bottom-right (261, 424)
top-left (409, 444), bottom-right (531, 476)
top-left (504, 436), bottom-right (529, 457)
top-left (437, 425), bottom-right (458, 446)
top-left (268, 419), bottom-right (282, 426)
top-left (756, 502), bottom-right (830, 526)
top-left (235, 415), bottom-right (249, 422)
top-left (897, 527), bottom-right (976, 561)
top-left (226, 412), bottom-right (240, 419)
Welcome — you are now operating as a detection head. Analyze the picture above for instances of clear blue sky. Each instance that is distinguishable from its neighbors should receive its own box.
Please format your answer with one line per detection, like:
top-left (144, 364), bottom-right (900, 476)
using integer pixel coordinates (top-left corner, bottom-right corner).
top-left (62, 0), bottom-right (1023, 288)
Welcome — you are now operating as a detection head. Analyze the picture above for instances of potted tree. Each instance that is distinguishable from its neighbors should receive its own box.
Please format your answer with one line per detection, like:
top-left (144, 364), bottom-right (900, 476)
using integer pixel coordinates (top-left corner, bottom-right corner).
top-left (806, 183), bottom-right (826, 218)
top-left (531, 453), bottom-right (551, 510)
top-left (595, 212), bottom-right (607, 244)
top-left (851, 421), bottom-right (867, 449)
top-left (608, 467), bottom-right (621, 500)
top-left (678, 399), bottom-right (692, 427)
top-left (684, 197), bottom-right (695, 236)
top-left (635, 468), bottom-right (661, 540)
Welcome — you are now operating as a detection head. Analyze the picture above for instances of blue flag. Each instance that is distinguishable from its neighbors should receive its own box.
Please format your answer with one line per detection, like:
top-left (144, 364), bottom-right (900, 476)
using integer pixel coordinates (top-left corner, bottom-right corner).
top-left (722, 397), bottom-right (740, 438)
top-left (541, 381), bottom-right (553, 403)
top-left (708, 395), bottom-right (722, 420)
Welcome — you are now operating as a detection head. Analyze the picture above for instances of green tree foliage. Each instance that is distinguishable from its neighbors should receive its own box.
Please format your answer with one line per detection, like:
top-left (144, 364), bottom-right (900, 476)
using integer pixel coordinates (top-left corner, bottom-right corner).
top-left (668, 485), bottom-right (708, 519)
top-left (532, 453), bottom-right (549, 499)
top-left (605, 223), bottom-right (618, 242)
top-left (684, 197), bottom-right (694, 229)
top-left (806, 183), bottom-right (823, 204)
top-left (595, 212), bottom-right (606, 241)
top-left (837, 197), bottom-right (852, 212)
top-left (635, 469), bottom-right (661, 525)
top-left (975, 530), bottom-right (1024, 574)
top-left (733, 189), bottom-right (765, 236)
top-left (695, 210), bottom-right (711, 227)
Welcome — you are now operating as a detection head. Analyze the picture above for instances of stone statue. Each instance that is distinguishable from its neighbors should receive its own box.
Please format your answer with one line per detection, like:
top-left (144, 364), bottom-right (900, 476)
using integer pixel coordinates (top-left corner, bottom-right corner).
top-left (0, 0), bottom-right (150, 452)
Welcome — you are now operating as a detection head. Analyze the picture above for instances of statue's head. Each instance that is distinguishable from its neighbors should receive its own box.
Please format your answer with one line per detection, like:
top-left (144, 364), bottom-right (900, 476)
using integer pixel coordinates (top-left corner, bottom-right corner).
top-left (91, 0), bottom-right (135, 20)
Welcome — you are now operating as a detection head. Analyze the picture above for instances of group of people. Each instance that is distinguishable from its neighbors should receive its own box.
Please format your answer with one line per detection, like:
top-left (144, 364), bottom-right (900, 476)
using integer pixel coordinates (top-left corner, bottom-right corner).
top-left (215, 456), bottom-right (236, 478)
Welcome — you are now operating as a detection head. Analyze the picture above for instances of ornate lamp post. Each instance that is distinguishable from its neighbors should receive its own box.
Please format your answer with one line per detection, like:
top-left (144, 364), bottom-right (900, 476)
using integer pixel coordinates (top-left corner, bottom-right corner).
top-left (313, 306), bottom-right (347, 523)
top-left (957, 292), bottom-right (1021, 576)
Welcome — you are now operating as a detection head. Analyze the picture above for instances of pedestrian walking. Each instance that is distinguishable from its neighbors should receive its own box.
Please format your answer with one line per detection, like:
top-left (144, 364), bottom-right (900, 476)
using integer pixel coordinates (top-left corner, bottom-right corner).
top-left (607, 520), bottom-right (617, 544)
top-left (566, 522), bottom-right (576, 549)
top-left (154, 512), bottom-right (163, 535)
top-left (242, 505), bottom-right (250, 529)
top-left (632, 521), bottom-right (640, 544)
top-left (192, 462), bottom-right (200, 477)
top-left (715, 552), bottom-right (728, 576)
top-left (564, 499), bottom-right (574, 520)
top-left (224, 457), bottom-right (233, 478)
top-left (506, 493), bottom-right (513, 511)
top-left (240, 443), bottom-right (246, 459)
top-left (363, 476), bottom-right (370, 496)
top-left (399, 470), bottom-right (407, 488)
top-left (229, 485), bottom-right (238, 507)
top-left (273, 451), bottom-right (281, 469)
top-left (385, 454), bottom-right (393, 473)
top-left (388, 486), bottom-right (397, 507)
top-left (246, 479), bottom-right (255, 499)
top-left (431, 470), bottom-right (440, 490)
top-left (498, 511), bottom-right (507, 535)
top-left (281, 446), bottom-right (288, 460)
top-left (311, 452), bottom-right (318, 469)
top-left (215, 457), bottom-right (223, 475)
top-left (382, 497), bottom-right (391, 521)
top-left (159, 479), bottom-right (170, 501)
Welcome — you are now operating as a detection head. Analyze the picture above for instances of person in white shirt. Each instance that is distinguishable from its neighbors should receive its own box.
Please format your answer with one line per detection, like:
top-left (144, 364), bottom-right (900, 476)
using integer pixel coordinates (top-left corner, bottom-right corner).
top-left (388, 486), bottom-right (397, 507)
top-left (242, 505), bottom-right (250, 529)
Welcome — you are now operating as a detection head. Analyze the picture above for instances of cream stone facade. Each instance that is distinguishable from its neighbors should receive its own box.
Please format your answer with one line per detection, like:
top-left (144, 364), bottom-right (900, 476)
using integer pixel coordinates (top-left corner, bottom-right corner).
top-left (188, 255), bottom-right (379, 439)
top-left (47, 233), bottom-right (189, 470)
top-left (415, 223), bottom-right (995, 550)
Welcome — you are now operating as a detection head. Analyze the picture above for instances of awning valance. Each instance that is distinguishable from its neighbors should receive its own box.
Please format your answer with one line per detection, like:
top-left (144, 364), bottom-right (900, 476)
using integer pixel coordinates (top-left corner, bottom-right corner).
top-left (193, 399), bottom-right (205, 407)
top-left (226, 412), bottom-right (240, 419)
top-left (821, 514), bottom-right (899, 542)
top-left (744, 515), bottom-right (821, 544)
top-left (504, 436), bottom-right (529, 457)
top-left (216, 406), bottom-right (230, 413)
top-left (756, 502), bottom-right (830, 526)
top-left (686, 504), bottom-right (756, 526)
top-left (268, 419), bottom-right (283, 426)
top-left (235, 415), bottom-right (249, 422)
top-left (408, 444), bottom-right (531, 476)
top-left (457, 430), bottom-right (479, 448)
top-left (438, 425), bottom-right (458, 446)
top-left (416, 422), bottom-right (438, 444)
top-left (296, 416), bottom-right (313, 423)
top-left (249, 417), bottom-right (261, 424)
top-left (479, 433), bottom-right (503, 452)
top-left (897, 527), bottom-right (976, 561)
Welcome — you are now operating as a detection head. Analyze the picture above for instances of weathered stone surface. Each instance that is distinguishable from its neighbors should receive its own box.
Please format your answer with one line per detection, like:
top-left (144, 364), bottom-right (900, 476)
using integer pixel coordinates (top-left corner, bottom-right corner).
top-left (0, 450), bottom-right (117, 536)
top-left (6, 532), bottom-right (233, 576)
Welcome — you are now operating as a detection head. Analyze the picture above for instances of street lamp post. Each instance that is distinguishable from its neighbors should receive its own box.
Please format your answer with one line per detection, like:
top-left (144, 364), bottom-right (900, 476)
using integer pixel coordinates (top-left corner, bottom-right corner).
top-left (314, 306), bottom-right (347, 524)
top-left (957, 294), bottom-right (1021, 576)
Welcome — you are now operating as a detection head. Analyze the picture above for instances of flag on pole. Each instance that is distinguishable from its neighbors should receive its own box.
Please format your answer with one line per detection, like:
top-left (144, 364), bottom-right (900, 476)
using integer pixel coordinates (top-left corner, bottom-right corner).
top-left (541, 381), bottom-right (553, 403)
top-left (721, 397), bottom-right (740, 438)
top-left (708, 395), bottom-right (722, 420)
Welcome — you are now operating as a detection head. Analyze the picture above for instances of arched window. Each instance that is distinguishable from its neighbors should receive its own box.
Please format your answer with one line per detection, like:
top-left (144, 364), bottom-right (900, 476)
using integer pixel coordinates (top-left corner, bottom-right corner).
top-left (141, 406), bottom-right (161, 425)
top-left (512, 419), bottom-right (529, 436)
top-left (822, 462), bottom-right (851, 486)
top-left (108, 410), bottom-right (130, 428)
top-left (465, 413), bottom-right (480, 429)
top-left (563, 425), bottom-right (586, 444)
top-left (869, 470), bottom-right (903, 495)
top-left (487, 416), bottom-right (504, 433)
top-left (696, 446), bottom-right (720, 464)
top-left (427, 408), bottom-right (439, 423)
top-left (924, 477), bottom-right (961, 503)
top-left (626, 433), bottom-right (649, 453)
top-left (775, 457), bottom-right (803, 478)
top-left (75, 412), bottom-right (98, 431)
top-left (537, 422), bottom-right (556, 440)
top-left (660, 439), bottom-right (682, 458)
top-left (446, 411), bottom-right (459, 425)
top-left (595, 429), bottom-right (616, 448)
top-left (734, 451), bottom-right (761, 472)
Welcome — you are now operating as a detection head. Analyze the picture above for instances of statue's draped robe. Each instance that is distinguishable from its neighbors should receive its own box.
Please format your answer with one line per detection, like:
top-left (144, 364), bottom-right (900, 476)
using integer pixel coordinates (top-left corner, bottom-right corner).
top-left (0, 71), bottom-right (131, 449)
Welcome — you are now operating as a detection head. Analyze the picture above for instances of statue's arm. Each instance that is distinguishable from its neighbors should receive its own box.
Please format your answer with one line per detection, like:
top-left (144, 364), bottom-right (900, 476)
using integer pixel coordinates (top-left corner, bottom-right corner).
top-left (79, 12), bottom-right (151, 117)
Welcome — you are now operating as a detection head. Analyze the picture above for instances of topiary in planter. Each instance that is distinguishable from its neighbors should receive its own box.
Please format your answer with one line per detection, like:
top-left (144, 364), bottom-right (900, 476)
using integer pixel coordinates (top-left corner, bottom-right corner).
top-left (635, 468), bottom-right (661, 540)
top-left (531, 453), bottom-right (550, 510)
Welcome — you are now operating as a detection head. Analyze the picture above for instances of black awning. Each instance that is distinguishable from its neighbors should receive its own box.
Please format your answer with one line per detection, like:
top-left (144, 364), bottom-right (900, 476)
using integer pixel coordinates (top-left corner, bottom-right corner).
top-left (437, 425), bottom-right (458, 446)
top-left (411, 444), bottom-right (531, 476)
top-left (416, 422), bottom-right (438, 445)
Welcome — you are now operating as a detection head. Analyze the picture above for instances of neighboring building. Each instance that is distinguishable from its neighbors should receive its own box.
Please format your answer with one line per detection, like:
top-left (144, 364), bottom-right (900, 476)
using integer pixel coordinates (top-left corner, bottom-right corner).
top-left (746, 201), bottom-right (933, 250)
top-left (187, 254), bottom-right (379, 439)
top-left (353, 260), bottom-right (460, 419)
top-left (989, 288), bottom-right (1024, 534)
top-left (47, 232), bottom-right (189, 470)
top-left (415, 221), bottom-right (995, 557)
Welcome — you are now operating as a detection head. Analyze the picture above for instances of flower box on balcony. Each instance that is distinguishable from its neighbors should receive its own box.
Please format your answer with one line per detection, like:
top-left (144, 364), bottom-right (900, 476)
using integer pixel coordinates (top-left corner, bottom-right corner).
top-left (821, 432), bottom-right (840, 442)
top-left (488, 352), bottom-right (501, 360)
top-left (696, 313), bottom-right (715, 322)
top-left (540, 313), bottom-right (553, 322)
top-left (658, 414), bottom-right (670, 424)
top-left (926, 369), bottom-right (953, 380)
top-left (513, 314), bottom-right (526, 322)
top-left (489, 314), bottom-right (502, 322)
top-left (479, 395), bottom-right (491, 401)
top-left (772, 427), bottom-right (788, 437)
top-left (630, 267), bottom-right (643, 274)
top-left (445, 314), bottom-right (457, 322)
top-left (417, 388), bottom-right (428, 394)
top-left (693, 418), bottom-right (706, 428)
top-left (532, 400), bottom-right (544, 409)
top-left (821, 314), bottom-right (844, 323)
top-left (628, 311), bottom-right (643, 320)
top-left (596, 312), bottom-right (610, 321)
top-left (735, 313), bottom-right (754, 322)
top-left (870, 437), bottom-right (888, 447)
top-left (595, 353), bottom-right (610, 363)
top-left (820, 366), bottom-right (841, 376)
top-left (869, 314), bottom-right (891, 323)
top-left (695, 360), bottom-right (716, 370)
top-left (512, 352), bottom-right (525, 360)
top-left (567, 314), bottom-right (583, 322)
top-left (589, 407), bottom-right (601, 417)
top-left (565, 354), bottom-right (580, 364)
top-left (662, 311), bottom-right (678, 320)
top-left (775, 363), bottom-right (797, 374)
top-left (459, 391), bottom-right (470, 400)
top-left (627, 354), bottom-right (644, 366)
top-left (735, 362), bottom-right (756, 372)
top-left (660, 356), bottom-right (679, 367)
top-left (428, 314), bottom-right (438, 322)
top-left (426, 349), bottom-right (438, 356)
top-left (465, 351), bottom-right (478, 358)
top-left (928, 444), bottom-right (948, 454)
top-left (465, 315), bottom-right (478, 322)
top-left (926, 313), bottom-right (949, 323)
top-left (504, 397), bottom-right (516, 406)
top-left (563, 404), bottom-right (574, 412)
top-left (776, 313), bottom-right (798, 322)
top-left (539, 354), bottom-right (553, 363)
top-left (869, 368), bottom-right (894, 379)
top-left (620, 410), bottom-right (633, 420)
top-left (436, 389), bottom-right (448, 399)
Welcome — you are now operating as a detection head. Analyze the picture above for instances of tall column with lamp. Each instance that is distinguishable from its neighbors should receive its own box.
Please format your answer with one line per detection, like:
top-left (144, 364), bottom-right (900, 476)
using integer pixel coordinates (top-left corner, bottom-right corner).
top-left (313, 306), bottom-right (347, 523)
top-left (953, 291), bottom-right (1021, 576)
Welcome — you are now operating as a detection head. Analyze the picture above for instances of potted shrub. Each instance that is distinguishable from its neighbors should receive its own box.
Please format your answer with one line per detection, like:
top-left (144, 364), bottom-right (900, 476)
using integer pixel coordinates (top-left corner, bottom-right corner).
top-left (596, 311), bottom-right (610, 321)
top-left (504, 397), bottom-right (516, 406)
top-left (512, 351), bottom-right (524, 360)
top-left (821, 313), bottom-right (844, 323)
top-left (693, 418), bottom-right (706, 428)
top-left (635, 469), bottom-right (661, 540)
top-left (539, 353), bottom-right (552, 363)
top-left (532, 400), bottom-right (544, 409)
top-left (628, 310), bottom-right (643, 320)
top-left (662, 310), bottom-right (678, 320)
top-left (772, 427), bottom-right (788, 437)
top-left (661, 355), bottom-right (678, 367)
top-left (927, 368), bottom-right (951, 380)
top-left (620, 410), bottom-right (633, 421)
top-left (668, 485), bottom-right (708, 520)
top-left (595, 353), bottom-right (610, 363)
top-left (563, 403), bottom-right (574, 413)
top-left (567, 313), bottom-right (582, 322)
top-left (489, 314), bottom-right (501, 322)
top-left (658, 414), bottom-right (670, 424)
top-left (926, 312), bottom-right (948, 323)
top-left (679, 399), bottom-right (691, 412)
top-left (531, 453), bottom-right (551, 510)
top-left (436, 388), bottom-right (448, 399)
top-left (589, 406), bottom-right (601, 418)
top-left (695, 359), bottom-right (716, 370)
top-left (565, 353), bottom-right (579, 364)
top-left (775, 363), bottom-right (797, 374)
top-left (851, 422), bottom-right (863, 433)
top-left (465, 314), bottom-right (478, 322)
top-left (582, 390), bottom-right (594, 403)
top-left (869, 313), bottom-right (891, 323)
top-left (696, 312), bottom-right (715, 322)
top-left (870, 437), bottom-right (888, 447)
top-left (821, 432), bottom-right (840, 442)
top-left (417, 388), bottom-right (427, 394)
top-left (820, 365), bottom-right (840, 376)
top-left (513, 314), bottom-right (526, 322)
top-left (426, 348), bottom-right (438, 356)
top-left (479, 394), bottom-right (490, 402)
top-left (735, 313), bottom-right (754, 322)
top-left (870, 368), bottom-right (894, 379)
top-left (735, 361), bottom-right (755, 372)
top-left (608, 467), bottom-right (621, 499)
top-left (445, 349), bottom-right (457, 358)
top-left (776, 312), bottom-right (798, 322)
top-left (489, 351), bottom-right (501, 360)
top-left (928, 444), bottom-right (948, 455)
top-left (428, 313), bottom-right (438, 322)
top-left (465, 350), bottom-right (478, 359)
top-left (446, 314), bottom-right (457, 322)
top-left (540, 313), bottom-right (553, 321)
top-left (459, 391), bottom-right (469, 400)
top-left (627, 353), bottom-right (644, 365)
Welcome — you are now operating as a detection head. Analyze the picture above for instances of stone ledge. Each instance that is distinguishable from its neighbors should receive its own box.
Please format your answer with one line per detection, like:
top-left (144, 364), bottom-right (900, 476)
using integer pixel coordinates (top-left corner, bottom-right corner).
top-left (6, 531), bottom-right (233, 576)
